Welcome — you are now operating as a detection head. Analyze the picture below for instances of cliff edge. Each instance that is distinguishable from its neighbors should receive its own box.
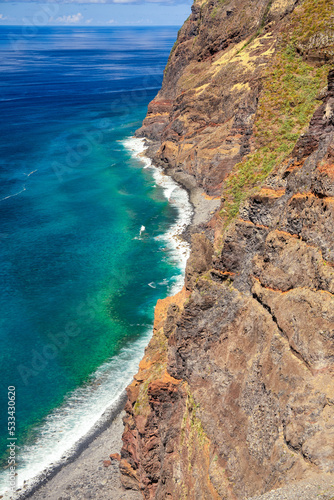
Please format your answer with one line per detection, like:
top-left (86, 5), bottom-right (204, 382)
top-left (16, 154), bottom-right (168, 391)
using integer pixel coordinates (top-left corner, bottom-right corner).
top-left (120, 0), bottom-right (334, 498)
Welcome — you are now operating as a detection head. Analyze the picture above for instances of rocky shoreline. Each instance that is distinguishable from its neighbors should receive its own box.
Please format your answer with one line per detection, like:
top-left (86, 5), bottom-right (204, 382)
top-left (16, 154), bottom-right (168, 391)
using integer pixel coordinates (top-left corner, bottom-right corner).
top-left (15, 139), bottom-right (217, 500)
top-left (17, 0), bottom-right (334, 496)
top-left (18, 406), bottom-right (141, 500)
top-left (13, 393), bottom-right (132, 500)
top-left (117, 0), bottom-right (334, 497)
top-left (141, 138), bottom-right (222, 233)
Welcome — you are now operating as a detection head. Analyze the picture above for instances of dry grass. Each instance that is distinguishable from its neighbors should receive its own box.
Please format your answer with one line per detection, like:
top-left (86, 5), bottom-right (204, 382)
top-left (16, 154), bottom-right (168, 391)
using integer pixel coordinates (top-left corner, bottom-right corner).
top-left (220, 0), bottom-right (333, 224)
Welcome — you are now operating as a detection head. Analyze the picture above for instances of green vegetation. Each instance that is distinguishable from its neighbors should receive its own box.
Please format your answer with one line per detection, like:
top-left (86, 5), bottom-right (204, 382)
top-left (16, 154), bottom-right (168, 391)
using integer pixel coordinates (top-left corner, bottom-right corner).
top-left (210, 0), bottom-right (226, 18)
top-left (292, 0), bottom-right (334, 42)
top-left (181, 388), bottom-right (207, 448)
top-left (210, 7), bottom-right (219, 19)
top-left (221, 0), bottom-right (332, 224)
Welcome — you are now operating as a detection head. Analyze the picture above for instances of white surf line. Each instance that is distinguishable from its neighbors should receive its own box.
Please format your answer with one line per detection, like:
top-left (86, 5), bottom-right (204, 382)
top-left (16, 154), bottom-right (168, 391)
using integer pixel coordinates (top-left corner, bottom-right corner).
top-left (123, 136), bottom-right (192, 296)
top-left (0, 332), bottom-right (153, 499)
top-left (0, 137), bottom-right (193, 499)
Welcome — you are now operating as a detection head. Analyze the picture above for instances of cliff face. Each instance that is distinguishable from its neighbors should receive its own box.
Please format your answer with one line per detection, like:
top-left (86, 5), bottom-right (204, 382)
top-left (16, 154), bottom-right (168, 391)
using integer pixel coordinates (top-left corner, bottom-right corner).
top-left (121, 1), bottom-right (334, 498)
top-left (137, 0), bottom-right (333, 204)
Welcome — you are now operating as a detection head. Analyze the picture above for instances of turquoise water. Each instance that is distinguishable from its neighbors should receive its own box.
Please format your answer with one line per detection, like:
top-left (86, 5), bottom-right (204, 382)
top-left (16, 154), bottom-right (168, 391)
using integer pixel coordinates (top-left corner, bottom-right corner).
top-left (0, 26), bottom-right (190, 493)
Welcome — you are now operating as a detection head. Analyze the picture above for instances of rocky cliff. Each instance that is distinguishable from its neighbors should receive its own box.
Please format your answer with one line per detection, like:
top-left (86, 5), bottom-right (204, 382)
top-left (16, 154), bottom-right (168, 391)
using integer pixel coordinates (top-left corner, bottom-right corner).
top-left (120, 0), bottom-right (334, 498)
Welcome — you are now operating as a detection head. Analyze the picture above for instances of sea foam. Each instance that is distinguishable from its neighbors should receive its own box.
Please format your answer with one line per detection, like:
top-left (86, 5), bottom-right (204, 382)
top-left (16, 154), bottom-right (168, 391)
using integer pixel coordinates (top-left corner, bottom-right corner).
top-left (123, 136), bottom-right (192, 295)
top-left (0, 136), bottom-right (192, 500)
top-left (0, 334), bottom-right (152, 499)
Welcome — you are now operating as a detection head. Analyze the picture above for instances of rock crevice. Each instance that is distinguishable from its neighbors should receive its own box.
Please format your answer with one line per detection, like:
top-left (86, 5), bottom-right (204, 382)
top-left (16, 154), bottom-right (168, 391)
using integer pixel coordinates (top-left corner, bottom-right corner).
top-left (120, 4), bottom-right (334, 499)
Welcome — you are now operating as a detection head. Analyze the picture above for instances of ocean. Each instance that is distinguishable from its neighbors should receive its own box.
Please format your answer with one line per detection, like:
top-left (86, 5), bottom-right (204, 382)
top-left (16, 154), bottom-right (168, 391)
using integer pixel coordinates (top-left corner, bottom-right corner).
top-left (0, 26), bottom-right (191, 494)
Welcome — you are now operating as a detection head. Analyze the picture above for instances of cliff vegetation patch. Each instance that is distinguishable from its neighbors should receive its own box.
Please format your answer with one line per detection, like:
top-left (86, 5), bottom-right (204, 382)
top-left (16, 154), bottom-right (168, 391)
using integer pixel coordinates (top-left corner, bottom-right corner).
top-left (221, 0), bottom-right (333, 225)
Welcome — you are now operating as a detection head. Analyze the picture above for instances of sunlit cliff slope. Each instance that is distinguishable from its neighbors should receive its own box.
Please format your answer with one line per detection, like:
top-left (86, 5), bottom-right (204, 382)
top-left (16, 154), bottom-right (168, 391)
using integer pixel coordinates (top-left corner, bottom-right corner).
top-left (119, 1), bottom-right (334, 498)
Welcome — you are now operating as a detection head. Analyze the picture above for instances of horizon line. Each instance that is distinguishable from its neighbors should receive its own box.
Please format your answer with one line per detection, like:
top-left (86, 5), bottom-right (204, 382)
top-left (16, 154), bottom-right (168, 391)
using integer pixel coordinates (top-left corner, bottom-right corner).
top-left (0, 24), bottom-right (181, 27)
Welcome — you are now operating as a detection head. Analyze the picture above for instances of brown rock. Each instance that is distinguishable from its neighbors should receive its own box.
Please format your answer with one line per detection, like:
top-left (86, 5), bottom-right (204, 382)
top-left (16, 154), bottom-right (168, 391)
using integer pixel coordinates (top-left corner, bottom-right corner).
top-left (185, 233), bottom-right (214, 290)
top-left (119, 459), bottom-right (140, 491)
top-left (120, 3), bottom-right (334, 500)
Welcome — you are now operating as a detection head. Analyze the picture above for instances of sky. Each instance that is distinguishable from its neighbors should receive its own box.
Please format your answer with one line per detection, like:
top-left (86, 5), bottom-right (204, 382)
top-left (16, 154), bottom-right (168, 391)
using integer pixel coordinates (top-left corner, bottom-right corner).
top-left (0, 0), bottom-right (192, 26)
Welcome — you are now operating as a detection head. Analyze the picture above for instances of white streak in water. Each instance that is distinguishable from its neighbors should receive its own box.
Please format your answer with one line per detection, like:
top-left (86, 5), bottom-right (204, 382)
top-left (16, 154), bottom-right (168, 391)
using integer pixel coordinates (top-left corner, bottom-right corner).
top-left (23, 169), bottom-right (37, 178)
top-left (123, 136), bottom-right (192, 296)
top-left (0, 136), bottom-right (192, 499)
top-left (0, 170), bottom-right (38, 203)
top-left (0, 186), bottom-right (26, 203)
top-left (0, 335), bottom-right (152, 498)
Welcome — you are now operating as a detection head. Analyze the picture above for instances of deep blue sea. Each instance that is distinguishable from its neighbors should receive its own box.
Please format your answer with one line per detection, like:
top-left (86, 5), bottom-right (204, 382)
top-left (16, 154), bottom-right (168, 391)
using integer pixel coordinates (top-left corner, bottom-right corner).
top-left (0, 26), bottom-right (191, 494)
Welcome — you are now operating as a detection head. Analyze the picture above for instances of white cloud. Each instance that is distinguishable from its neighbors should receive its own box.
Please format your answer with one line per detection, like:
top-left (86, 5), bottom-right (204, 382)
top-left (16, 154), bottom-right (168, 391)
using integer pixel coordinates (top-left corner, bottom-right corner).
top-left (107, 19), bottom-right (116, 24)
top-left (55, 12), bottom-right (84, 24)
top-left (0, 14), bottom-right (8, 21)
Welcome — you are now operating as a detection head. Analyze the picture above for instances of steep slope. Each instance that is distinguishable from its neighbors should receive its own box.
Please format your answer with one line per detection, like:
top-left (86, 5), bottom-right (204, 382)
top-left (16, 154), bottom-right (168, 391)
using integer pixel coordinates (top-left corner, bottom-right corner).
top-left (120, 1), bottom-right (334, 498)
top-left (137, 0), bottom-right (333, 201)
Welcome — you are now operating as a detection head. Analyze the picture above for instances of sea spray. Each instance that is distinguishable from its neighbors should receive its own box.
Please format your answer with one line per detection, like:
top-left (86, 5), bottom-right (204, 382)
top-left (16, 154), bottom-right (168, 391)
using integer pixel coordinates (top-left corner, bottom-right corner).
top-left (123, 136), bottom-right (192, 294)
top-left (0, 138), bottom-right (192, 499)
top-left (0, 26), bottom-right (191, 498)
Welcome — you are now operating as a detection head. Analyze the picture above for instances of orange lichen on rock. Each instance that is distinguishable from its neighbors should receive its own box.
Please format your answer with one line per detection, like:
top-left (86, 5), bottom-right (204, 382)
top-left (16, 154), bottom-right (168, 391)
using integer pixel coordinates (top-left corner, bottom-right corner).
top-left (153, 286), bottom-right (189, 332)
top-left (318, 162), bottom-right (334, 179)
top-left (258, 187), bottom-right (286, 198)
top-left (148, 371), bottom-right (181, 395)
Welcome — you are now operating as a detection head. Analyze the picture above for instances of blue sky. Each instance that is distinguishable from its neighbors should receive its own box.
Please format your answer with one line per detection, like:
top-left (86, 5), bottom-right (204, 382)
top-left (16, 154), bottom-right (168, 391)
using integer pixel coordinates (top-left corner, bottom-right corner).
top-left (0, 1), bottom-right (192, 26)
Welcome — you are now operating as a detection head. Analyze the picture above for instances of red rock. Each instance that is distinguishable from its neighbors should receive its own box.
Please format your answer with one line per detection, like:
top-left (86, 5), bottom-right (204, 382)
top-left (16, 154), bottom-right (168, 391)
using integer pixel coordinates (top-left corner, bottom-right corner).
top-left (120, 3), bottom-right (334, 499)
top-left (119, 459), bottom-right (140, 491)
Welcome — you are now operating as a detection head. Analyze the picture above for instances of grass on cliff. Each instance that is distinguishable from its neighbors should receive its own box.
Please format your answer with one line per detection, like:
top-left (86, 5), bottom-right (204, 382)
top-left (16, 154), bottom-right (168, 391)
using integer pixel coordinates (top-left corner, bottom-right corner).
top-left (210, 0), bottom-right (226, 19)
top-left (180, 387), bottom-right (209, 476)
top-left (220, 0), bottom-right (332, 224)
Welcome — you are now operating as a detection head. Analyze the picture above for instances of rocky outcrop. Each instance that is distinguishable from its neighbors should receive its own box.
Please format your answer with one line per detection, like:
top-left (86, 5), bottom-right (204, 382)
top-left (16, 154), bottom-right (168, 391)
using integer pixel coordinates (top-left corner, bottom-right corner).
top-left (136, 0), bottom-right (277, 194)
top-left (166, 70), bottom-right (334, 498)
top-left (136, 0), bottom-right (333, 198)
top-left (121, 0), bottom-right (334, 498)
